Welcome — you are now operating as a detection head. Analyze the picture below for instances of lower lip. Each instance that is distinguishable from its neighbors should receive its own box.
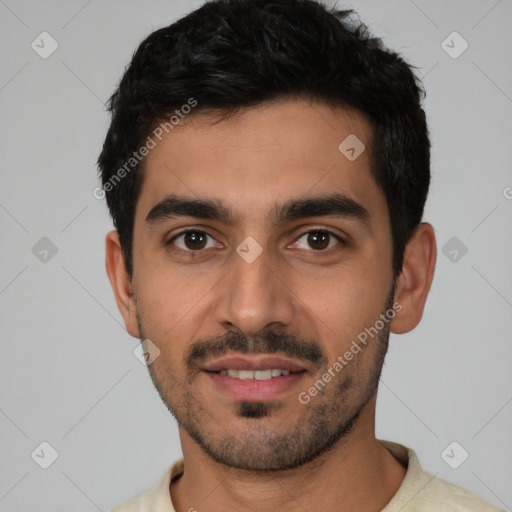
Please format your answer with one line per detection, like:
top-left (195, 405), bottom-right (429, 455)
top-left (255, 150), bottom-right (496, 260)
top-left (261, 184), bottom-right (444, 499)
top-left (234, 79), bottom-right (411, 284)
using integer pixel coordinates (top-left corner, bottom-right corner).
top-left (204, 371), bottom-right (306, 401)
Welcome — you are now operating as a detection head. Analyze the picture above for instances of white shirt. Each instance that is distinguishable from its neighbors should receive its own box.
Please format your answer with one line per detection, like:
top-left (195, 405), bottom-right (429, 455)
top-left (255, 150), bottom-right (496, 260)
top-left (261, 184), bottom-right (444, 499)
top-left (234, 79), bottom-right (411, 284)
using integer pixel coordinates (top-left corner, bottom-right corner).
top-left (111, 440), bottom-right (502, 511)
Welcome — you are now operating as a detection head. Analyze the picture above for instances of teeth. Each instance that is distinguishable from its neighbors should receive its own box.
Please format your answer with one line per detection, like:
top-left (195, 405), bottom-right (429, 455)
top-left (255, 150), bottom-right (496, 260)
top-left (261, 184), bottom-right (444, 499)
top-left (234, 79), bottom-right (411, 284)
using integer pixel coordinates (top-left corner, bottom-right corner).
top-left (218, 369), bottom-right (292, 380)
top-left (254, 369), bottom-right (272, 380)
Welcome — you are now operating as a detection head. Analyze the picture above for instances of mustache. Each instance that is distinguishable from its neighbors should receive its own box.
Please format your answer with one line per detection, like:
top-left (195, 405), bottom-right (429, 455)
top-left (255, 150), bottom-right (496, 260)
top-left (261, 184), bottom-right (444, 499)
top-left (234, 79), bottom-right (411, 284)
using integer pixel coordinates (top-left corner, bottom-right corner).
top-left (186, 330), bottom-right (327, 371)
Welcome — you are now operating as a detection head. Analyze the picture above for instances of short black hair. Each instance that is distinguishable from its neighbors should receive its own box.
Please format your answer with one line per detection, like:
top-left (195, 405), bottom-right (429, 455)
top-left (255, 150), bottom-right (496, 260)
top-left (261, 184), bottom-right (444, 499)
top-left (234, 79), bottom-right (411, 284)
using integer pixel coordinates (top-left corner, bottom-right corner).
top-left (98, 0), bottom-right (430, 279)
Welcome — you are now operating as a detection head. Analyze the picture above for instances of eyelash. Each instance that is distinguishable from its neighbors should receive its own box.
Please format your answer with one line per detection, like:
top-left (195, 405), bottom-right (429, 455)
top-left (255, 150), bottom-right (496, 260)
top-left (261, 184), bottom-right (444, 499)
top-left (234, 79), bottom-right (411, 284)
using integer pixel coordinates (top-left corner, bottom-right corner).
top-left (166, 228), bottom-right (345, 253)
top-left (167, 229), bottom-right (221, 252)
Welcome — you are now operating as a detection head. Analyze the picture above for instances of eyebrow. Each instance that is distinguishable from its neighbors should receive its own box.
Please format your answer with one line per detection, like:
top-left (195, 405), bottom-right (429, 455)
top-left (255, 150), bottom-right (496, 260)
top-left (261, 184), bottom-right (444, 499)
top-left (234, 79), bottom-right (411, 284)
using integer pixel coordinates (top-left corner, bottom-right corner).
top-left (145, 193), bottom-right (370, 227)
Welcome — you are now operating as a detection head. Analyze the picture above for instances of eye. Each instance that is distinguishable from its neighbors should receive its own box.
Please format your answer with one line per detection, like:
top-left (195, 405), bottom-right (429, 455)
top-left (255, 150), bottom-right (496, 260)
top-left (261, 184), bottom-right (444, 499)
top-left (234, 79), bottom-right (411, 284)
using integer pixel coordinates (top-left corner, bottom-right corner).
top-left (291, 230), bottom-right (343, 251)
top-left (167, 230), bottom-right (220, 251)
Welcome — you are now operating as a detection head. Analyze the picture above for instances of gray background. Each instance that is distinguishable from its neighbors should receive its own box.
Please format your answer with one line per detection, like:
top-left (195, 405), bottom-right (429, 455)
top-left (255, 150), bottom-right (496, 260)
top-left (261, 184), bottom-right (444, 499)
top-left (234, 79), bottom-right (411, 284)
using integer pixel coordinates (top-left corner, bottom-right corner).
top-left (1, 0), bottom-right (511, 510)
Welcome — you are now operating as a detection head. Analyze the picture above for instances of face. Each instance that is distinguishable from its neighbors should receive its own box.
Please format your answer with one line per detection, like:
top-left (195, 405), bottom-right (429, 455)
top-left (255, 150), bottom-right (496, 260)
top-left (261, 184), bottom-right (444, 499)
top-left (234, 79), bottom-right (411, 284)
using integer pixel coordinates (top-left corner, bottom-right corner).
top-left (129, 99), bottom-right (396, 471)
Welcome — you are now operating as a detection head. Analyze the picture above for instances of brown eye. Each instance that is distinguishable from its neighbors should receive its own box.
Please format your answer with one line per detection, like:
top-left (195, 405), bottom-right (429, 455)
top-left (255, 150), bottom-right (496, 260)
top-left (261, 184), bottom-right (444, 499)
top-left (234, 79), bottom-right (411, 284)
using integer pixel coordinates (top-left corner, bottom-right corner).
top-left (184, 232), bottom-right (207, 250)
top-left (307, 231), bottom-right (330, 250)
top-left (291, 230), bottom-right (343, 251)
top-left (169, 230), bottom-right (218, 251)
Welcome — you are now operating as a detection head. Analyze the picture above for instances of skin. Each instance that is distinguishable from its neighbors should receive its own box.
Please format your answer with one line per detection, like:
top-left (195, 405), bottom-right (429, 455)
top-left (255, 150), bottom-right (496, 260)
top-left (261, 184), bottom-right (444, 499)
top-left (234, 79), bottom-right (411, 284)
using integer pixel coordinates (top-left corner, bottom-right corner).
top-left (106, 98), bottom-right (436, 512)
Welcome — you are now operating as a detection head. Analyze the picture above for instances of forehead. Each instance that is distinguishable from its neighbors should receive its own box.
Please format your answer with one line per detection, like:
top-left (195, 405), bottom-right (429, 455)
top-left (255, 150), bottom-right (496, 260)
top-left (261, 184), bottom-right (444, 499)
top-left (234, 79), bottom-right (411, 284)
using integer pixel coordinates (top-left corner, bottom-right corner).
top-left (136, 98), bottom-right (385, 225)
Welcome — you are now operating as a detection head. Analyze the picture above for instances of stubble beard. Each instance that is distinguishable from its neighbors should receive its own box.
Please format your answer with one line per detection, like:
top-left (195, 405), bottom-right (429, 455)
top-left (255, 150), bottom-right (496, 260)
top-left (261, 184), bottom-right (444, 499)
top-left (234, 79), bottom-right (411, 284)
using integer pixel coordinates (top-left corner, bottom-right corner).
top-left (138, 291), bottom-right (393, 472)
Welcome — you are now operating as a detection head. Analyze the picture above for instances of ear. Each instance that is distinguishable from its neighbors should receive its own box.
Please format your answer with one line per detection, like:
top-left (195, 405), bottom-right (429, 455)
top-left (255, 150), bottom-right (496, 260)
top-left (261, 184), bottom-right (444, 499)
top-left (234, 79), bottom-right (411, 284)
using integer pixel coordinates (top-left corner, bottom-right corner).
top-left (105, 230), bottom-right (140, 339)
top-left (391, 222), bottom-right (436, 334)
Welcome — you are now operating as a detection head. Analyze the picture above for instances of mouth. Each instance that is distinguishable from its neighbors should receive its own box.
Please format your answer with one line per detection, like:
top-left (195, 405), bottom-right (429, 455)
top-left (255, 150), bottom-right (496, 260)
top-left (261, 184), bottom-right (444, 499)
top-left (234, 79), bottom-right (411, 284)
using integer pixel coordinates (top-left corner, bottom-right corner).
top-left (202, 354), bottom-right (308, 401)
top-left (216, 368), bottom-right (294, 379)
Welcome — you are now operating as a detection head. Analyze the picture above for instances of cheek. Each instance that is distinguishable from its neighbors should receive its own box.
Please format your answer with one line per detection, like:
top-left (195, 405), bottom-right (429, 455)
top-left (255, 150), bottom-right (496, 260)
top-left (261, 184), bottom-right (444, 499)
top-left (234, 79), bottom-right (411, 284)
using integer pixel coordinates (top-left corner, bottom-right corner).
top-left (136, 259), bottom-right (217, 322)
top-left (295, 266), bottom-right (390, 356)
top-left (133, 263), bottom-right (225, 368)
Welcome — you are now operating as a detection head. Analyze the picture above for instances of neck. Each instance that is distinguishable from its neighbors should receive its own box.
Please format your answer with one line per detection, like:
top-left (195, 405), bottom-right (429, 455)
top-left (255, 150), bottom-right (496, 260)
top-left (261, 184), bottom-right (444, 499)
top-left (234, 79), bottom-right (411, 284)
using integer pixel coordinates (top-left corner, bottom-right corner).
top-left (170, 394), bottom-right (406, 512)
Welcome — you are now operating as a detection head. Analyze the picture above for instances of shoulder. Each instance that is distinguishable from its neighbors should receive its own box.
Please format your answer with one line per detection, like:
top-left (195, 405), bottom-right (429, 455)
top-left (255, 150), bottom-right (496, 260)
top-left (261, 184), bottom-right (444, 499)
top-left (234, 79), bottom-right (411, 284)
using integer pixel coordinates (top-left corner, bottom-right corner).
top-left (110, 459), bottom-right (184, 512)
top-left (380, 441), bottom-right (503, 512)
top-left (420, 473), bottom-right (503, 511)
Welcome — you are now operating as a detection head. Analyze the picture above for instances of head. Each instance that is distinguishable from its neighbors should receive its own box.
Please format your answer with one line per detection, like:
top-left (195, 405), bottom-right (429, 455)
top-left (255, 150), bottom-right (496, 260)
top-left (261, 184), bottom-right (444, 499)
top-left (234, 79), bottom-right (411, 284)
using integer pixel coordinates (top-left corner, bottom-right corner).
top-left (100, 0), bottom-right (436, 471)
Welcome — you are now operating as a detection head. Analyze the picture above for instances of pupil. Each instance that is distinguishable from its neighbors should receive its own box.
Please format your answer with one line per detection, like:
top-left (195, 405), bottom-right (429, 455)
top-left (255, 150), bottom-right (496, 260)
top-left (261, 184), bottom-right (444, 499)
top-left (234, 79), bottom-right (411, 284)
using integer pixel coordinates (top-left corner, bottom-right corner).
top-left (185, 232), bottom-right (206, 250)
top-left (308, 231), bottom-right (329, 250)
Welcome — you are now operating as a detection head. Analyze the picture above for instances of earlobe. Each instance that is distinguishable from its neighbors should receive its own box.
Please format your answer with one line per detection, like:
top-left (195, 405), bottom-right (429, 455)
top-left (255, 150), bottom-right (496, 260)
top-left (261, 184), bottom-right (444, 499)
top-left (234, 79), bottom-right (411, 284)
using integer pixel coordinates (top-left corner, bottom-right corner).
top-left (105, 230), bottom-right (141, 339)
top-left (390, 223), bottom-right (436, 334)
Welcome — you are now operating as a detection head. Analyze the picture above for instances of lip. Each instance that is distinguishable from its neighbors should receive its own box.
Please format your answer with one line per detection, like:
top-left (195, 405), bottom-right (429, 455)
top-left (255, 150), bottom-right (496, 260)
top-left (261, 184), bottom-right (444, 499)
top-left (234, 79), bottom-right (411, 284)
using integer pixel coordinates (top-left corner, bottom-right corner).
top-left (202, 354), bottom-right (307, 373)
top-left (205, 371), bottom-right (306, 401)
top-left (202, 354), bottom-right (308, 402)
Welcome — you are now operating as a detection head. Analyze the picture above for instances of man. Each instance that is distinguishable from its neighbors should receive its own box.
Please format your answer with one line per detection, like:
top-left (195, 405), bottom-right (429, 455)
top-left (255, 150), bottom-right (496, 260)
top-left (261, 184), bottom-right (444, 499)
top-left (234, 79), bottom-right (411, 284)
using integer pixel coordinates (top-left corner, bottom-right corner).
top-left (98, 1), bottom-right (501, 510)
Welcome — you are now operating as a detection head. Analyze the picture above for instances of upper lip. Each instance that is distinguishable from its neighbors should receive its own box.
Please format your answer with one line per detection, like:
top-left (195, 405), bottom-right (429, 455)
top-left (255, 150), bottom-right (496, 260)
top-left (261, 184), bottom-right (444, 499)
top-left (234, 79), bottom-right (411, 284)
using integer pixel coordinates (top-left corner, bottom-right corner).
top-left (202, 354), bottom-right (307, 373)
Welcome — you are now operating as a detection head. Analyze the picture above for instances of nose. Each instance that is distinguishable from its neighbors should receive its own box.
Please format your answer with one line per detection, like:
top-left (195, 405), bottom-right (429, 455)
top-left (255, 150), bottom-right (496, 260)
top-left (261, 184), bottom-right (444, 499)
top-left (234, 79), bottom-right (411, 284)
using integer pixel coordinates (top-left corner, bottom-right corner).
top-left (213, 245), bottom-right (296, 337)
